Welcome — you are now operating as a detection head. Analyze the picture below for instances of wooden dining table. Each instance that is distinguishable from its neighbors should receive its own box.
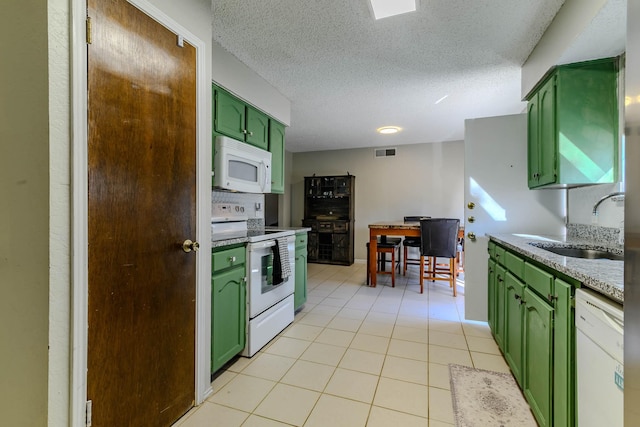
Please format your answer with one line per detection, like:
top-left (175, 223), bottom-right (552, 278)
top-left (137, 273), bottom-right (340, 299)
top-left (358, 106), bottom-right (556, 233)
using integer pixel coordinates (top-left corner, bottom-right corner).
top-left (368, 221), bottom-right (464, 287)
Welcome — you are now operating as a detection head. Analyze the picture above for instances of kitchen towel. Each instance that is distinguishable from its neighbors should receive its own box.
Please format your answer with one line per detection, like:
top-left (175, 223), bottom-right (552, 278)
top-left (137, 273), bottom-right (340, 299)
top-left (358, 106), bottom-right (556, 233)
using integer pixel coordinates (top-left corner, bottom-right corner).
top-left (273, 237), bottom-right (291, 285)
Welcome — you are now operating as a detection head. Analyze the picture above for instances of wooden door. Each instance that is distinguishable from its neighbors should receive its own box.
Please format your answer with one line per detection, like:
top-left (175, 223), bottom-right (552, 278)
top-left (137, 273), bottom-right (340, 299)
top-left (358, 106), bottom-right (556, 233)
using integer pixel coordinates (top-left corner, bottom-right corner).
top-left (86, 0), bottom-right (197, 425)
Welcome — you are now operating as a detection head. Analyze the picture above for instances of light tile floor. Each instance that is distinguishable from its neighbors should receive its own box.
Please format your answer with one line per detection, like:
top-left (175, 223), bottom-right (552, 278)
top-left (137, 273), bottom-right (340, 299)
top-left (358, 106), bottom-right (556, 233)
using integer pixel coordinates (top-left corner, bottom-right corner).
top-left (175, 261), bottom-right (510, 427)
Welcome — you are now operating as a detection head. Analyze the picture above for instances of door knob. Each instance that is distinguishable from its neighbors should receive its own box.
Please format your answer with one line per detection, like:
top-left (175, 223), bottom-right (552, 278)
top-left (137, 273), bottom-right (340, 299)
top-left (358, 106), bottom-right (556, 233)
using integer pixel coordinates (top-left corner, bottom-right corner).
top-left (182, 239), bottom-right (200, 253)
top-left (467, 232), bottom-right (476, 241)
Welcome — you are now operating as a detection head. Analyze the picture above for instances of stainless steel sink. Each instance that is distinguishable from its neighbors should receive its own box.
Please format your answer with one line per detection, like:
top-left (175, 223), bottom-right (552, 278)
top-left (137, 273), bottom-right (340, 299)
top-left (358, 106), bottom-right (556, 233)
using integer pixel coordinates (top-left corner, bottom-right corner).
top-left (528, 243), bottom-right (624, 261)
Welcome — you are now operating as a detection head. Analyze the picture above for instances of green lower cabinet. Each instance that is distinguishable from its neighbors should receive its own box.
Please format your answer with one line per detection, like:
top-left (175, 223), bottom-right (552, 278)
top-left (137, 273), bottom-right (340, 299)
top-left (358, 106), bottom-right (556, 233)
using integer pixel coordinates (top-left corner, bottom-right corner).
top-left (487, 259), bottom-right (496, 333)
top-left (494, 264), bottom-right (507, 352)
top-left (488, 241), bottom-right (577, 427)
top-left (553, 279), bottom-right (575, 427)
top-left (523, 287), bottom-right (554, 427)
top-left (504, 272), bottom-right (525, 387)
top-left (211, 263), bottom-right (246, 373)
top-left (294, 232), bottom-right (308, 311)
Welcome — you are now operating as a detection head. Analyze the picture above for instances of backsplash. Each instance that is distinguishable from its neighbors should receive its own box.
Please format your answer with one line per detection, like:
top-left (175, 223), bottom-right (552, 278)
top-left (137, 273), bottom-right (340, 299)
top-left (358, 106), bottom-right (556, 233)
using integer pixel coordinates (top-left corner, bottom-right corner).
top-left (211, 190), bottom-right (265, 226)
top-left (567, 223), bottom-right (623, 248)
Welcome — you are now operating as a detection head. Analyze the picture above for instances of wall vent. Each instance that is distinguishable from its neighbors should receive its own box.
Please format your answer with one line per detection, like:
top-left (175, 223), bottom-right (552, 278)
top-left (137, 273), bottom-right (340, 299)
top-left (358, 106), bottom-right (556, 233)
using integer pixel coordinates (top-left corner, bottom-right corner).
top-left (374, 147), bottom-right (397, 158)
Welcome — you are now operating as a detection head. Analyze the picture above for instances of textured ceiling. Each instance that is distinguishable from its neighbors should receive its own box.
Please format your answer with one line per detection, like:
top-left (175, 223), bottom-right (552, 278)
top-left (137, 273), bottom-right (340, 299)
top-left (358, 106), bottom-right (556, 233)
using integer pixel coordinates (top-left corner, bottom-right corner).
top-left (211, 0), bottom-right (599, 152)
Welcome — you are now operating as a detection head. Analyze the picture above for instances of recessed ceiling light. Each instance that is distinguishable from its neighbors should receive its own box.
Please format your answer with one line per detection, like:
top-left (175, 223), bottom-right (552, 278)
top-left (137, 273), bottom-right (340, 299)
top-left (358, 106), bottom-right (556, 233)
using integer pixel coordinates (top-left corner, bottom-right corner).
top-left (368, 0), bottom-right (417, 20)
top-left (377, 126), bottom-right (402, 134)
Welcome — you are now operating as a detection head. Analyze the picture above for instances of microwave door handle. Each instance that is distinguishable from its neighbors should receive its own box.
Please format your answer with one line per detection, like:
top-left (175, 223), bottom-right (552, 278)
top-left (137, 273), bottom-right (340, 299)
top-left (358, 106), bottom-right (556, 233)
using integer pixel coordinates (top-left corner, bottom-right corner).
top-left (261, 161), bottom-right (268, 192)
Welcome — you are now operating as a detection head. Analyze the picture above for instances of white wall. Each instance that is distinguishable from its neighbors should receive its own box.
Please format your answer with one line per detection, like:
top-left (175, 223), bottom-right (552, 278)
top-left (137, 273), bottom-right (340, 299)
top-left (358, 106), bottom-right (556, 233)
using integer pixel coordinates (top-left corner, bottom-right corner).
top-left (1, 1), bottom-right (51, 425)
top-left (212, 41), bottom-right (291, 126)
top-left (568, 183), bottom-right (624, 227)
top-left (522, 0), bottom-right (609, 98)
top-left (291, 142), bottom-right (465, 260)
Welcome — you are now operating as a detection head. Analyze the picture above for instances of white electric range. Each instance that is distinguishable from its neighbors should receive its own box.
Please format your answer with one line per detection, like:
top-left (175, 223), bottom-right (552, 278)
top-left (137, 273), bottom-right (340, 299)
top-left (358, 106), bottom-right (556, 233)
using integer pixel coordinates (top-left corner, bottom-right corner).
top-left (212, 203), bottom-right (295, 357)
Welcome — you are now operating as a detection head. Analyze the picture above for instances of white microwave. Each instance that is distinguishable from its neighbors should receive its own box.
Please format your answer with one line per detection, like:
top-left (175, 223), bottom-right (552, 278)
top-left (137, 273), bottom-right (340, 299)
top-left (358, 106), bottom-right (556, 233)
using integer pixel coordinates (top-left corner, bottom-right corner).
top-left (213, 135), bottom-right (272, 193)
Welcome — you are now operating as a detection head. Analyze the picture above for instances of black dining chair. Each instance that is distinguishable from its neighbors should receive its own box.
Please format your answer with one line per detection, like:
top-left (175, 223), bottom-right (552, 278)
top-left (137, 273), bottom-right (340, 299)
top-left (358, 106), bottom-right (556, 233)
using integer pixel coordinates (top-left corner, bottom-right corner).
top-left (418, 218), bottom-right (460, 295)
top-left (402, 216), bottom-right (430, 275)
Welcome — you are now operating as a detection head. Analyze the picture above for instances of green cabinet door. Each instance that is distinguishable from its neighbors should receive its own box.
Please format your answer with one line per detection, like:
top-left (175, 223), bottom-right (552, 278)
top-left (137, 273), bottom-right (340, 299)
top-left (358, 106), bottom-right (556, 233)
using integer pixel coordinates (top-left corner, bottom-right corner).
top-left (294, 237), bottom-right (308, 312)
top-left (269, 120), bottom-right (286, 194)
top-left (245, 105), bottom-right (269, 150)
top-left (528, 76), bottom-right (557, 188)
top-left (214, 89), bottom-right (246, 141)
top-left (211, 265), bottom-right (246, 373)
top-left (494, 264), bottom-right (506, 352)
top-left (527, 96), bottom-right (540, 188)
top-left (487, 258), bottom-right (496, 334)
top-left (523, 287), bottom-right (554, 427)
top-left (553, 279), bottom-right (575, 427)
top-left (537, 77), bottom-right (557, 187)
top-left (504, 271), bottom-right (525, 387)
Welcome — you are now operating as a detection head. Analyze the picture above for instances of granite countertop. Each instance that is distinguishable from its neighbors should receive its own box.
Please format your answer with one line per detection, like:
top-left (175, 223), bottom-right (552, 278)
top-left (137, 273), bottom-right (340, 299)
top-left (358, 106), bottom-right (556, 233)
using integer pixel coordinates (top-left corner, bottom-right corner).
top-left (488, 233), bottom-right (623, 304)
top-left (211, 226), bottom-right (311, 249)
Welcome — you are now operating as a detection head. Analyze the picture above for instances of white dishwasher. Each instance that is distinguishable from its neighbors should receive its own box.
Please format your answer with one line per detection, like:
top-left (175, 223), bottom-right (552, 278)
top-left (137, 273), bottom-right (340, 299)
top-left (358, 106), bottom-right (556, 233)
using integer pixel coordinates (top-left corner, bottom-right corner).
top-left (575, 288), bottom-right (624, 427)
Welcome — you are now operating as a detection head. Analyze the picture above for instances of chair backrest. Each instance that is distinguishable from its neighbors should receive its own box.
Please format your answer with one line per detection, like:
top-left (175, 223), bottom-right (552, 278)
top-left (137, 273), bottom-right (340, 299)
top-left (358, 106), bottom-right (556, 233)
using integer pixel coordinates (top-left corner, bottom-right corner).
top-left (404, 216), bottom-right (430, 222)
top-left (419, 218), bottom-right (460, 258)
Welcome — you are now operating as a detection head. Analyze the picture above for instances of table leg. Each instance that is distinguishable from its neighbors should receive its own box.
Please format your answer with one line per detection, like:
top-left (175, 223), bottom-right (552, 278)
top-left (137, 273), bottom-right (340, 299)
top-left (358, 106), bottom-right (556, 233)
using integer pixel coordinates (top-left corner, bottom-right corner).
top-left (369, 232), bottom-right (378, 287)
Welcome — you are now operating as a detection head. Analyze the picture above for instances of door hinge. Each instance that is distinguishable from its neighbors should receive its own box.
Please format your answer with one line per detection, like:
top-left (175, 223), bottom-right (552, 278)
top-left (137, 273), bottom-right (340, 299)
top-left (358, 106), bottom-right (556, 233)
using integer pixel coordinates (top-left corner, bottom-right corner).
top-left (86, 400), bottom-right (92, 427)
top-left (86, 17), bottom-right (92, 44)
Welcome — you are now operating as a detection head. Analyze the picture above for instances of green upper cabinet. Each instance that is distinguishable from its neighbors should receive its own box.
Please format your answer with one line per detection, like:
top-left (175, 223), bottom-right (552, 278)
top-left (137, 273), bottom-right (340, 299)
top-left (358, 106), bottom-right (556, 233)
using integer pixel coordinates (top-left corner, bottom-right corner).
top-left (245, 105), bottom-right (269, 150)
top-left (213, 85), bottom-right (269, 150)
top-left (214, 89), bottom-right (246, 142)
top-left (528, 76), bottom-right (558, 188)
top-left (526, 57), bottom-right (619, 189)
top-left (269, 120), bottom-right (286, 194)
top-left (213, 84), bottom-right (287, 192)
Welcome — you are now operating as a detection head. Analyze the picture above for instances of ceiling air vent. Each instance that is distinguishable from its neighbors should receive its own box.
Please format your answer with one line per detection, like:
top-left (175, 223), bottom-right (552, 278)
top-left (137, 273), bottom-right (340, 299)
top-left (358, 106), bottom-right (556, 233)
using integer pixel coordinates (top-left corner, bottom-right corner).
top-left (374, 147), bottom-right (397, 158)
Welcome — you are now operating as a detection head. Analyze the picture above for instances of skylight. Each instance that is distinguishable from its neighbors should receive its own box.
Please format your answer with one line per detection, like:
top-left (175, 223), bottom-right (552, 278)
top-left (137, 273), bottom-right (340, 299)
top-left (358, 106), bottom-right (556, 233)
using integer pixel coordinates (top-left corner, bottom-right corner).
top-left (369, 0), bottom-right (417, 20)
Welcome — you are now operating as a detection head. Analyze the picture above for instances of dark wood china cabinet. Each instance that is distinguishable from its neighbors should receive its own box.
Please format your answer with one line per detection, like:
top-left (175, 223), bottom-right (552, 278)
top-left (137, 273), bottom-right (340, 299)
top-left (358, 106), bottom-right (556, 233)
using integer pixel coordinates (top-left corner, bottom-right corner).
top-left (302, 175), bottom-right (355, 265)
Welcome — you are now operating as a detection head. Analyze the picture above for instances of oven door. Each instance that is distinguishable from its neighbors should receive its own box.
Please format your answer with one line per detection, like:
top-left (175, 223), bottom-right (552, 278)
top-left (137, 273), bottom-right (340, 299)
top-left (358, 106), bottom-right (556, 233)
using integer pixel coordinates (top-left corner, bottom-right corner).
top-left (247, 239), bottom-right (295, 318)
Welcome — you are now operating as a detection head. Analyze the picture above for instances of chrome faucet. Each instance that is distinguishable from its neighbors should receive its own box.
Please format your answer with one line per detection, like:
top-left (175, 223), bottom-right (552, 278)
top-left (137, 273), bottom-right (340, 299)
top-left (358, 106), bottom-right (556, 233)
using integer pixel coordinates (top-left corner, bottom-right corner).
top-left (592, 192), bottom-right (625, 216)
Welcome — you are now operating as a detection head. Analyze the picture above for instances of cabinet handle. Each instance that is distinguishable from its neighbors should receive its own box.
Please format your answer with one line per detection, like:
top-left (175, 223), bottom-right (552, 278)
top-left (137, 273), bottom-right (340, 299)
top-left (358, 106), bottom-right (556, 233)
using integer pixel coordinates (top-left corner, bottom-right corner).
top-left (242, 129), bottom-right (248, 134)
top-left (498, 277), bottom-right (504, 282)
top-left (249, 131), bottom-right (254, 136)
top-left (229, 256), bottom-right (237, 263)
top-left (514, 294), bottom-right (521, 300)
top-left (488, 267), bottom-right (493, 273)
top-left (547, 294), bottom-right (557, 302)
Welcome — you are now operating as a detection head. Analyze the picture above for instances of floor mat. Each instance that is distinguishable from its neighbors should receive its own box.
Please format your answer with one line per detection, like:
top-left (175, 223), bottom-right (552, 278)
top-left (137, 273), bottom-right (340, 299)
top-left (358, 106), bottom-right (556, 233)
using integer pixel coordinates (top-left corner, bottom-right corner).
top-left (449, 364), bottom-right (537, 426)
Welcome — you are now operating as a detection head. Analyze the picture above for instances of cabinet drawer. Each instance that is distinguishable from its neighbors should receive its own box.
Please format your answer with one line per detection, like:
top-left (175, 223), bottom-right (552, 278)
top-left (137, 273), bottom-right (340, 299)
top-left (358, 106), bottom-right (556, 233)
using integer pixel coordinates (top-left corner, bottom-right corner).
top-left (212, 246), bottom-right (246, 272)
top-left (524, 262), bottom-right (554, 299)
top-left (318, 222), bottom-right (333, 233)
top-left (504, 251), bottom-right (525, 280)
top-left (333, 221), bottom-right (349, 233)
top-left (296, 233), bottom-right (308, 249)
top-left (494, 246), bottom-right (506, 266)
